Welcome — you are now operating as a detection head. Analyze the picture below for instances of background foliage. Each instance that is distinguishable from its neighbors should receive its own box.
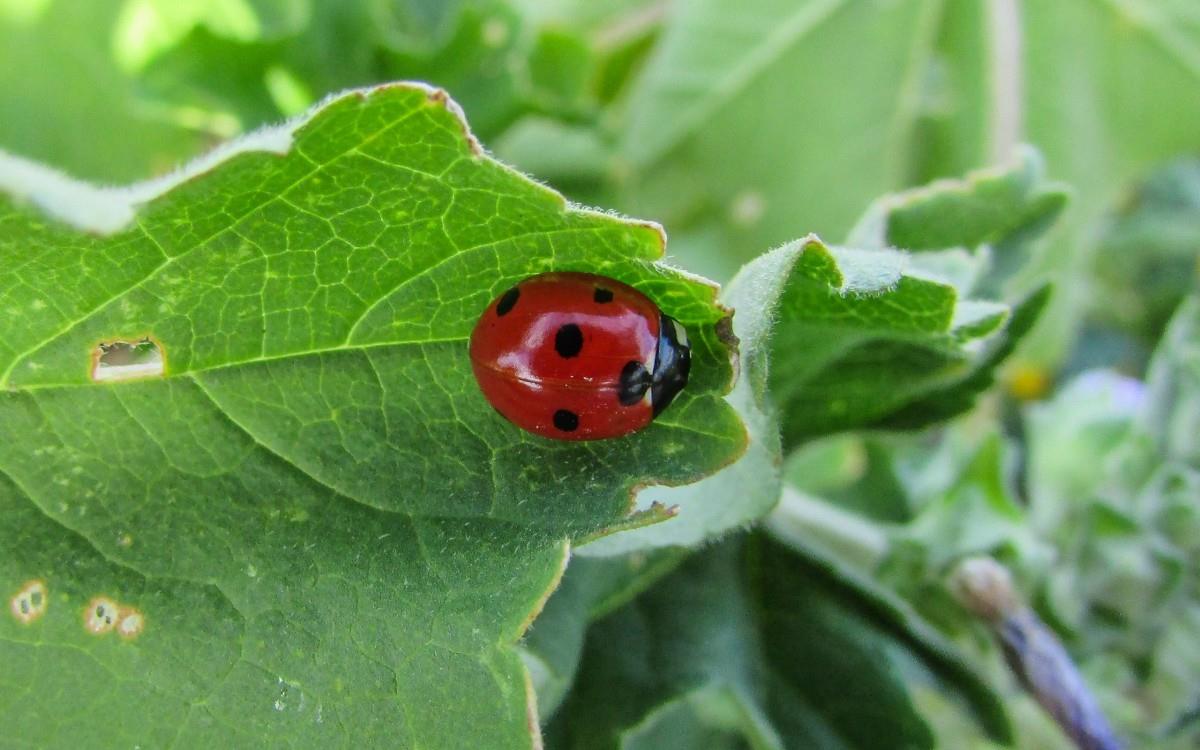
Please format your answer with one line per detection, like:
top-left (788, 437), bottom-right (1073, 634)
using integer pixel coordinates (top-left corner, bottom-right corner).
top-left (1, 1), bottom-right (1198, 748)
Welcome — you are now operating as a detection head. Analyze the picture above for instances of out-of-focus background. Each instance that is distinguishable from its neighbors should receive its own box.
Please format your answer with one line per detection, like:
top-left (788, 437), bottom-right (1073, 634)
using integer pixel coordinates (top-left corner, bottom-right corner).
top-left (3, 1), bottom-right (1198, 747)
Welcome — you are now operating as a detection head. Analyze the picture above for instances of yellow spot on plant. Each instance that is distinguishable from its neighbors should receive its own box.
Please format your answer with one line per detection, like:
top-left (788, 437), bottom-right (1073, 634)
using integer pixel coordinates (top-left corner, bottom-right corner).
top-left (9, 580), bottom-right (48, 624)
top-left (1007, 361), bottom-right (1051, 401)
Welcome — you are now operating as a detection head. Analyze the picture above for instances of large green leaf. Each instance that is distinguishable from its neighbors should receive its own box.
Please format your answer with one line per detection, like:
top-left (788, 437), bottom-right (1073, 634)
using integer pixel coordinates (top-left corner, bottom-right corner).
top-left (0, 83), bottom-right (744, 747)
top-left (550, 533), bottom-right (1009, 749)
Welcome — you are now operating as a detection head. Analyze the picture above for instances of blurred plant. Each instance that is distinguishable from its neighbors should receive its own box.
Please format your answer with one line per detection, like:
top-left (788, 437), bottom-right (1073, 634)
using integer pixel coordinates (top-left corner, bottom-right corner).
top-left (1089, 159), bottom-right (1200, 361)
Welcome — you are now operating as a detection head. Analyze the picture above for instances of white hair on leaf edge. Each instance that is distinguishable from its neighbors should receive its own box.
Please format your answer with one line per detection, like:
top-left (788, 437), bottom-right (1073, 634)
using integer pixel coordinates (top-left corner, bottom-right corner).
top-left (0, 83), bottom-right (450, 236)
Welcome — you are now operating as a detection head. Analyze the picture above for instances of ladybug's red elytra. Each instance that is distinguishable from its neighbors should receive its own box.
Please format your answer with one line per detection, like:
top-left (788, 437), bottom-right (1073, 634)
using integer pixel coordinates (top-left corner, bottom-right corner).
top-left (469, 272), bottom-right (691, 440)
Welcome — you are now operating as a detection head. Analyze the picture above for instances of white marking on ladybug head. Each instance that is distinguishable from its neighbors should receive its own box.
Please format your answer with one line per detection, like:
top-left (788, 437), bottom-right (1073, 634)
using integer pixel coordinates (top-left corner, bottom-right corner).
top-left (672, 320), bottom-right (689, 348)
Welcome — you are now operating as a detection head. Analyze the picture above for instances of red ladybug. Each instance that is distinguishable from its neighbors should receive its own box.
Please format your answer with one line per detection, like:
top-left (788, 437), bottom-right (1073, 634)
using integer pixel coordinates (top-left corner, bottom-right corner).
top-left (469, 272), bottom-right (691, 440)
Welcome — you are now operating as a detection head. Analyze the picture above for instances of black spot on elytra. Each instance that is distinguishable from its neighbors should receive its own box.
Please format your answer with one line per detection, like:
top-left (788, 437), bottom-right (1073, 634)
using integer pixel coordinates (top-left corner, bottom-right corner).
top-left (594, 287), bottom-right (614, 304)
top-left (553, 409), bottom-right (579, 432)
top-left (555, 324), bottom-right (583, 358)
top-left (496, 287), bottom-right (520, 316)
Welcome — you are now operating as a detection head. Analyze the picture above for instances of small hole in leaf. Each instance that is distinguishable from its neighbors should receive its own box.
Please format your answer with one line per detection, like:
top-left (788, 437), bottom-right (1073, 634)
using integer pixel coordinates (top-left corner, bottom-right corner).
top-left (9, 580), bottom-right (48, 625)
top-left (91, 337), bottom-right (164, 383)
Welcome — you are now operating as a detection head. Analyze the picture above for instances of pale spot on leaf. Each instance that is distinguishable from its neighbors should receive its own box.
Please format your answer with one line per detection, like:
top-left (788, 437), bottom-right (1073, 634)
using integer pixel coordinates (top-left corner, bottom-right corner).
top-left (116, 608), bottom-right (145, 640)
top-left (84, 597), bottom-right (119, 635)
top-left (9, 580), bottom-right (48, 624)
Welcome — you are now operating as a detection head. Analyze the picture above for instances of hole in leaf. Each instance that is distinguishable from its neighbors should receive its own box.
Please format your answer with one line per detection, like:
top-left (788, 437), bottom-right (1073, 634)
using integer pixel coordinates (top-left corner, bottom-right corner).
top-left (91, 337), bottom-right (164, 383)
top-left (9, 580), bottom-right (47, 624)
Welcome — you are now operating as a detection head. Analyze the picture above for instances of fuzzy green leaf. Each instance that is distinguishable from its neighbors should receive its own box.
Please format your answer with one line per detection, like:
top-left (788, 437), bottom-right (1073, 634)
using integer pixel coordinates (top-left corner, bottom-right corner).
top-left (735, 236), bottom-right (1020, 449)
top-left (0, 83), bottom-right (743, 748)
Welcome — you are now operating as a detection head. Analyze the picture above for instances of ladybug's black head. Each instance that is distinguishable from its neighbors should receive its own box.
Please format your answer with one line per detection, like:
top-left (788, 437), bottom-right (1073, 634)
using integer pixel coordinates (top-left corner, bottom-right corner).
top-left (650, 315), bottom-right (691, 417)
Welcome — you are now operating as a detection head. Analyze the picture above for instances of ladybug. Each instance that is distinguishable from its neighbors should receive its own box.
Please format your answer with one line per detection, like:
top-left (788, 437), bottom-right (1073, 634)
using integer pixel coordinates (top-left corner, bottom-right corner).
top-left (469, 272), bottom-right (691, 440)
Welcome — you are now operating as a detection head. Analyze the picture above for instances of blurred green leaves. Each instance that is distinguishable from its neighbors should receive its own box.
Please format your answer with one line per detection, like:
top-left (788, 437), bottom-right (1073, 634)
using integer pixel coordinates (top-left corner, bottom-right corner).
top-left (1092, 159), bottom-right (1200, 354)
top-left (0, 0), bottom-right (216, 181)
top-left (550, 534), bottom-right (1010, 750)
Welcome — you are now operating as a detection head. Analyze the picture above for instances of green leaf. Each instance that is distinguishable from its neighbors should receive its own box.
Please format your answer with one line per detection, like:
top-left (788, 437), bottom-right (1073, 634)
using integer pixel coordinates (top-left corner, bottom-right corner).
top-left (847, 146), bottom-right (1069, 309)
top-left (743, 236), bottom-right (1022, 448)
top-left (553, 534), bottom-right (1009, 749)
top-left (0, 83), bottom-right (744, 747)
top-left (586, 151), bottom-right (1066, 555)
top-left (849, 146), bottom-right (1068, 260)
top-left (521, 548), bottom-right (690, 721)
top-left (1143, 296), bottom-right (1200, 463)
